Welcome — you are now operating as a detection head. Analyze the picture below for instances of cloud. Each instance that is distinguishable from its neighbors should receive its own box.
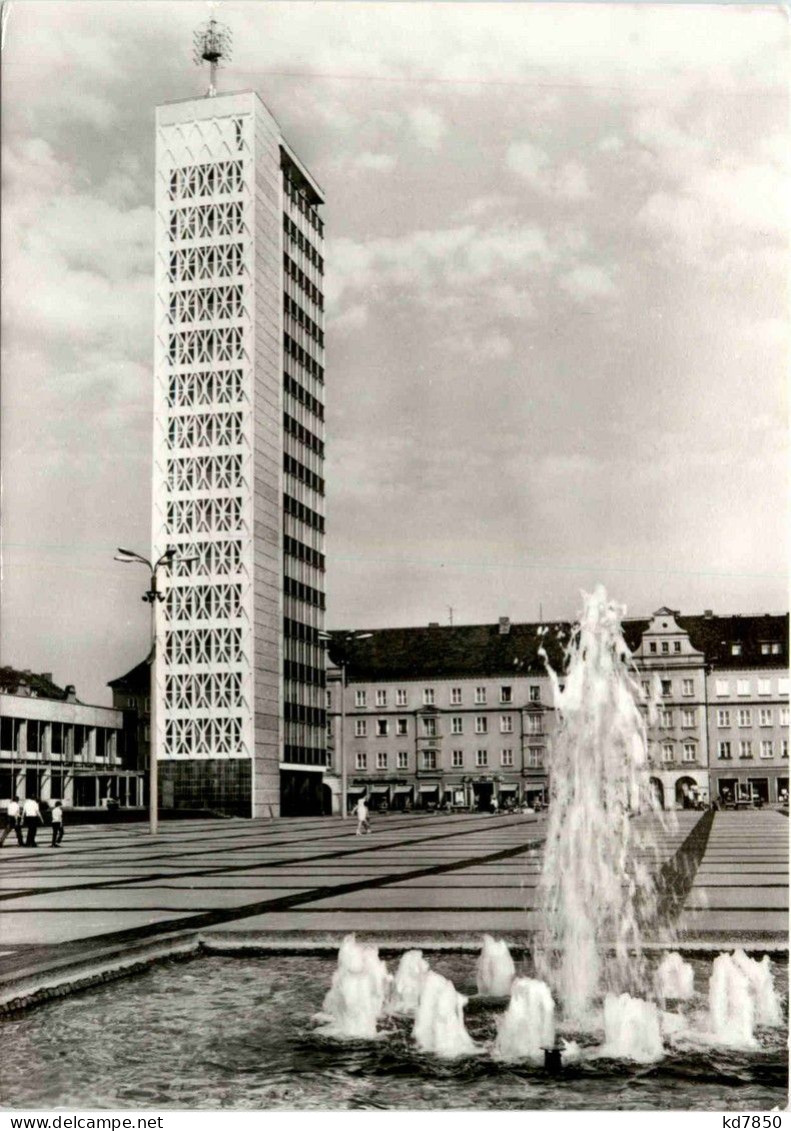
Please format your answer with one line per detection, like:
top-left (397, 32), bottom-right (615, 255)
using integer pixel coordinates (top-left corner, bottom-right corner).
top-left (353, 151), bottom-right (397, 172)
top-left (331, 303), bottom-right (369, 334)
top-left (407, 106), bottom-right (446, 150)
top-left (506, 140), bottom-right (550, 185)
top-left (507, 141), bottom-right (591, 201)
top-left (637, 158), bottom-right (788, 264)
top-left (559, 265), bottom-right (617, 302)
top-left (446, 331), bottom-right (514, 361)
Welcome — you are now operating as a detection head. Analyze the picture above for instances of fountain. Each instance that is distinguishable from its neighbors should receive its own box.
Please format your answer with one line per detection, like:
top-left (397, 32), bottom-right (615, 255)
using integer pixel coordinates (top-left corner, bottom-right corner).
top-left (708, 953), bottom-right (756, 1047)
top-left (494, 977), bottom-right (555, 1062)
top-left (476, 935), bottom-right (516, 997)
top-left (315, 934), bottom-right (392, 1039)
top-left (654, 951), bottom-right (694, 1006)
top-left (304, 586), bottom-right (786, 1098)
top-left (413, 970), bottom-right (477, 1058)
top-left (731, 949), bottom-right (782, 1026)
top-left (389, 949), bottom-right (430, 1016)
top-left (534, 585), bottom-right (665, 1021)
top-left (601, 993), bottom-right (664, 1063)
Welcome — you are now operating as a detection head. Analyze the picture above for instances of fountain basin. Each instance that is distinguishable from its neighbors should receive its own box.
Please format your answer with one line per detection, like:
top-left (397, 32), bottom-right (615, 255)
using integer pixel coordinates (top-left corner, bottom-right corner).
top-left (1, 952), bottom-right (786, 1111)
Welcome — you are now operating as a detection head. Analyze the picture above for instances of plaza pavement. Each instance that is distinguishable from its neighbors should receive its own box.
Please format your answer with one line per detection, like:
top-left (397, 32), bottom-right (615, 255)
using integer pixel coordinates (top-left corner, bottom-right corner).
top-left (0, 808), bottom-right (785, 1010)
top-left (677, 809), bottom-right (789, 941)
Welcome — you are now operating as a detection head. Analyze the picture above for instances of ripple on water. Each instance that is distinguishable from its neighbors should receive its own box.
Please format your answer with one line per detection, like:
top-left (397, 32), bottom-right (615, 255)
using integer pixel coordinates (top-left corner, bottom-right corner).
top-left (1, 954), bottom-right (786, 1110)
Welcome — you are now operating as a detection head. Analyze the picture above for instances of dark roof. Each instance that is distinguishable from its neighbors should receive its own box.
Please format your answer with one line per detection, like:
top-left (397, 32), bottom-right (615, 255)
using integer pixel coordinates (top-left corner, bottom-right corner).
top-left (327, 613), bottom-right (788, 681)
top-left (676, 613), bottom-right (789, 669)
top-left (107, 660), bottom-right (150, 692)
top-left (0, 666), bottom-right (70, 700)
top-left (328, 622), bottom-right (574, 681)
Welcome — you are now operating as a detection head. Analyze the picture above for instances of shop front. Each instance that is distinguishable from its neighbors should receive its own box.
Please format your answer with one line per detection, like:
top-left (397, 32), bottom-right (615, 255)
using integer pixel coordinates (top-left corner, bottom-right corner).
top-left (712, 770), bottom-right (785, 807)
top-left (391, 784), bottom-right (414, 812)
top-left (498, 782), bottom-right (519, 811)
top-left (523, 784), bottom-right (547, 809)
top-left (443, 780), bottom-right (468, 811)
top-left (367, 784), bottom-right (391, 812)
top-left (417, 782), bottom-right (441, 810)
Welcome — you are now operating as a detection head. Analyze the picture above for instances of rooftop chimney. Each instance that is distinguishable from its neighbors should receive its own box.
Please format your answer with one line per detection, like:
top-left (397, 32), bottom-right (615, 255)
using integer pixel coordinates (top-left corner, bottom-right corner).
top-left (704, 610), bottom-right (713, 619)
top-left (498, 616), bottom-right (511, 635)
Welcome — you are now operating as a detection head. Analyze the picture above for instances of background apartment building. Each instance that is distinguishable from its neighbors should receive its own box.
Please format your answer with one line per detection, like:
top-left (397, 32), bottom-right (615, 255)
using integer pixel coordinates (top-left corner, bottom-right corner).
top-left (326, 609), bottom-right (788, 813)
top-left (152, 90), bottom-right (326, 817)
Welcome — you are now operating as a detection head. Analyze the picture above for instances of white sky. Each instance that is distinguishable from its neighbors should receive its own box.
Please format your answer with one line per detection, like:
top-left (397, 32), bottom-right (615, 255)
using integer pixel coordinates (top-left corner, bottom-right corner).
top-left (1, 1), bottom-right (788, 705)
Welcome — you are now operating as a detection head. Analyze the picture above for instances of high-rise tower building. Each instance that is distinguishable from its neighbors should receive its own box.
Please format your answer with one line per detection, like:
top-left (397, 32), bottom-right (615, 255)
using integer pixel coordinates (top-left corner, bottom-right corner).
top-left (152, 90), bottom-right (326, 817)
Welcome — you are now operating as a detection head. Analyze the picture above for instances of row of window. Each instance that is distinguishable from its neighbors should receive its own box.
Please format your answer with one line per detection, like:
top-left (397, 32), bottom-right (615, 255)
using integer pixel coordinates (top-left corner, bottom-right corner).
top-left (284, 372), bottom-right (324, 423)
top-left (168, 242), bottom-right (244, 284)
top-left (347, 705), bottom-right (788, 734)
top-left (169, 284), bottom-right (244, 325)
top-left (349, 715), bottom-right (544, 738)
top-left (283, 617), bottom-right (323, 645)
top-left (167, 410), bottom-right (244, 450)
top-left (352, 748), bottom-right (545, 771)
top-left (283, 574), bottom-right (325, 611)
top-left (284, 453), bottom-right (325, 496)
top-left (283, 215), bottom-right (324, 274)
top-left (345, 685), bottom-right (539, 709)
top-left (659, 743), bottom-right (700, 764)
top-left (284, 535), bottom-right (325, 573)
top-left (168, 326), bottom-right (244, 367)
top-left (646, 640), bottom-right (783, 658)
top-left (717, 707), bottom-right (789, 728)
top-left (344, 679), bottom-right (788, 711)
top-left (284, 253), bottom-right (323, 312)
top-left (284, 702), bottom-right (325, 727)
top-left (655, 709), bottom-right (698, 728)
top-left (0, 718), bottom-right (118, 758)
top-left (641, 678), bottom-right (695, 697)
top-left (166, 496), bottom-right (242, 536)
top-left (169, 201), bottom-right (244, 243)
top-left (284, 294), bottom-right (324, 349)
top-left (167, 368), bottom-right (245, 410)
top-left (283, 744), bottom-right (326, 767)
top-left (283, 173), bottom-right (324, 238)
top-left (717, 739), bottom-right (789, 760)
top-left (168, 452), bottom-right (243, 493)
top-left (646, 640), bottom-right (684, 655)
top-left (715, 677), bottom-right (789, 697)
top-left (169, 159), bottom-right (244, 201)
top-left (284, 329), bottom-right (324, 383)
top-left (171, 539), bottom-right (242, 579)
top-left (283, 659), bottom-right (325, 688)
top-left (284, 410), bottom-right (325, 457)
top-left (284, 492), bottom-right (325, 535)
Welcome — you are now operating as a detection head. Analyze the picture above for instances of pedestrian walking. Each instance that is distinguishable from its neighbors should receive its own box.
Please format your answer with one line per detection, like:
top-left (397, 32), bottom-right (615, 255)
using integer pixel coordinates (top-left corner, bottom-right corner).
top-left (0, 797), bottom-right (23, 847)
top-left (355, 796), bottom-right (370, 835)
top-left (22, 796), bottom-right (42, 847)
top-left (50, 800), bottom-right (64, 847)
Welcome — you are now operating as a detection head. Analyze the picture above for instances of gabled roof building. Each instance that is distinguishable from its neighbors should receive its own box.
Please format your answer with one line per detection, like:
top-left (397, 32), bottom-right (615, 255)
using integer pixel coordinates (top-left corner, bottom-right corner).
top-left (325, 609), bottom-right (788, 813)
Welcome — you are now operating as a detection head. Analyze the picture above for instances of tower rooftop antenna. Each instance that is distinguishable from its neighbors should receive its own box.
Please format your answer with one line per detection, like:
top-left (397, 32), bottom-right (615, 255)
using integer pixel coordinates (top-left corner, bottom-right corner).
top-left (193, 16), bottom-right (232, 98)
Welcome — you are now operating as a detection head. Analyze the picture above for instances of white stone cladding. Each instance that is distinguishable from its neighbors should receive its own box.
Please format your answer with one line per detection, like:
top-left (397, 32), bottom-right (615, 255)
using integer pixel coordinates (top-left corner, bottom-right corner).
top-left (153, 91), bottom-right (319, 816)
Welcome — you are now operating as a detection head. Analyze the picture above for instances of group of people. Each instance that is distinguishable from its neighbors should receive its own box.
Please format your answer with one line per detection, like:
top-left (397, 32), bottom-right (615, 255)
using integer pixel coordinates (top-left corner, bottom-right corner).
top-left (1, 797), bottom-right (64, 848)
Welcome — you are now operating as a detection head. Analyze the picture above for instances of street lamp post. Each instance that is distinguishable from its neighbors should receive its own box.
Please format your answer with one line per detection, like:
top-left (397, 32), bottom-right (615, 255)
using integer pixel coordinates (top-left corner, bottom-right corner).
top-left (114, 546), bottom-right (188, 834)
top-left (320, 631), bottom-right (373, 819)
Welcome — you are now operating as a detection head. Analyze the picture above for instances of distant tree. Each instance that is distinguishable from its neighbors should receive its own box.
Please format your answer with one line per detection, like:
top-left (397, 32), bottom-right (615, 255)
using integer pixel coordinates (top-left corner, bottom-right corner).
top-left (0, 666), bottom-right (21, 693)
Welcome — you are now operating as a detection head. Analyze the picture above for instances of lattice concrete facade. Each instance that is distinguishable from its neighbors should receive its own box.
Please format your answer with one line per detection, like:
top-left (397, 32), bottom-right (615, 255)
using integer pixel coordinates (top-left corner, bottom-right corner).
top-left (153, 91), bottom-right (326, 817)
